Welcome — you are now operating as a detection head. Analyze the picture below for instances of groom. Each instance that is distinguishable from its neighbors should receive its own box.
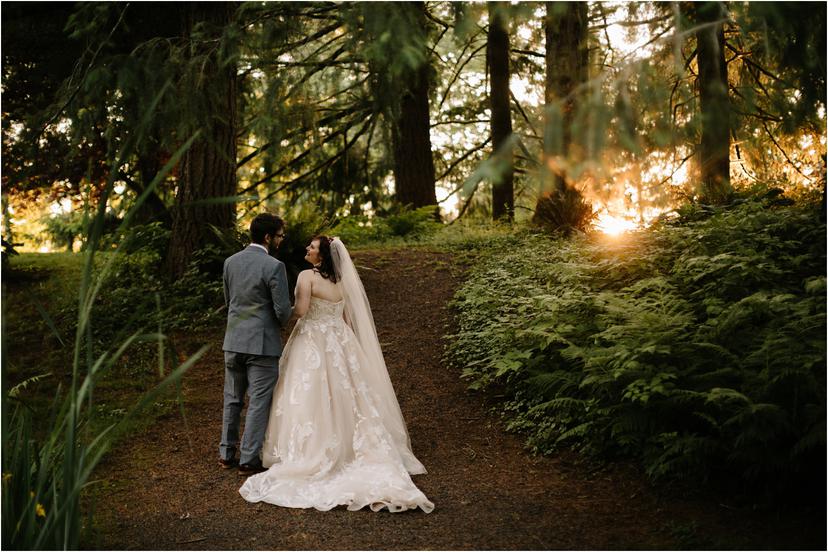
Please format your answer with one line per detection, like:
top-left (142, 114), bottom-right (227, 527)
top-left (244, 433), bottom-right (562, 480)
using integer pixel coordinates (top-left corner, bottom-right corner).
top-left (219, 213), bottom-right (292, 475)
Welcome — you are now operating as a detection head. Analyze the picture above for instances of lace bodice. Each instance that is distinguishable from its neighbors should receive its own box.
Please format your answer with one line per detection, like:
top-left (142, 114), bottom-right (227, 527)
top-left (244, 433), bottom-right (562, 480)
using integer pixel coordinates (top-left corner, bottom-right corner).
top-left (239, 238), bottom-right (432, 514)
top-left (304, 296), bottom-right (345, 321)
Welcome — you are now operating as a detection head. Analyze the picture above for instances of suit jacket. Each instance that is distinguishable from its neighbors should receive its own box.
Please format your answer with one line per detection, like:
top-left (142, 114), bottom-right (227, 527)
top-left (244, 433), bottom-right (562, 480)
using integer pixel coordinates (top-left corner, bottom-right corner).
top-left (222, 245), bottom-right (293, 356)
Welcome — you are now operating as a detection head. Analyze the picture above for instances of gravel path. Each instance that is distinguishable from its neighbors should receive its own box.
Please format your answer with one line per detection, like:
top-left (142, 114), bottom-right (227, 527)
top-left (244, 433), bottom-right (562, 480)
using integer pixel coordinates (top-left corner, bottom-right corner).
top-left (89, 248), bottom-right (823, 550)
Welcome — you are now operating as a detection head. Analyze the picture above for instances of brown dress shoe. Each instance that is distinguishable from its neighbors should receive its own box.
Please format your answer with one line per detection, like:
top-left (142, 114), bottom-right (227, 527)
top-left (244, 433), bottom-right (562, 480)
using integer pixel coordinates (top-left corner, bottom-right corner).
top-left (219, 457), bottom-right (238, 469)
top-left (238, 462), bottom-right (266, 476)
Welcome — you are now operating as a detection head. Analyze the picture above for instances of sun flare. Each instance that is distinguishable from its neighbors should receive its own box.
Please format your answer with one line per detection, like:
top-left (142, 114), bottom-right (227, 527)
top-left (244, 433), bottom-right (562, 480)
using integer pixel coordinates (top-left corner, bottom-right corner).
top-left (595, 212), bottom-right (638, 236)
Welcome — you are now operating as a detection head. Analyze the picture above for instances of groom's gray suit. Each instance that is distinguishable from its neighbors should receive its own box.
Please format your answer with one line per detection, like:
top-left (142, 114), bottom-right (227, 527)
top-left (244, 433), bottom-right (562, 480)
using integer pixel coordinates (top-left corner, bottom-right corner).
top-left (220, 244), bottom-right (292, 467)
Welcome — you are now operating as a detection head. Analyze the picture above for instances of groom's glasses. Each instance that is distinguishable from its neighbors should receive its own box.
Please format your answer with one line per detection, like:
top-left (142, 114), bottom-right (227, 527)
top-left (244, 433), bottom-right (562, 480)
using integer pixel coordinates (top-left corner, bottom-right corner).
top-left (275, 232), bottom-right (286, 239)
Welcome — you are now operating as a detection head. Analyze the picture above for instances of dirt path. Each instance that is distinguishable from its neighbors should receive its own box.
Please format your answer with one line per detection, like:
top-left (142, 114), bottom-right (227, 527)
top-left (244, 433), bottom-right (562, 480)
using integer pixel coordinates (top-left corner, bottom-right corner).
top-left (89, 248), bottom-right (823, 550)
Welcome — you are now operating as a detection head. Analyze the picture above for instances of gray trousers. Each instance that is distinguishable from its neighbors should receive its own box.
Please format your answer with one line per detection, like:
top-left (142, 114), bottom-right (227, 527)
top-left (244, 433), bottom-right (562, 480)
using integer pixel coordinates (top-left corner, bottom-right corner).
top-left (220, 351), bottom-right (279, 466)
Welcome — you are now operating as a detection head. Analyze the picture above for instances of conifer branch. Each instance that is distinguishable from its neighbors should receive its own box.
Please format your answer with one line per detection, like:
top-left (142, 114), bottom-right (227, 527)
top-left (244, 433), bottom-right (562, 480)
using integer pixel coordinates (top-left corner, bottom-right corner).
top-left (438, 40), bottom-right (487, 111)
top-left (647, 149), bottom-right (695, 191)
top-left (362, 114), bottom-right (378, 184)
top-left (511, 48), bottom-right (543, 58)
top-left (279, 43), bottom-right (350, 102)
top-left (423, 8), bottom-right (451, 30)
top-left (274, 22), bottom-right (344, 56)
top-left (761, 119), bottom-right (815, 181)
top-left (248, 114), bottom-right (375, 207)
top-left (590, 14), bottom-right (672, 30)
top-left (448, 182), bottom-right (479, 224)
top-left (615, 23), bottom-right (673, 65)
top-left (428, 25), bottom-right (452, 66)
top-left (436, 137), bottom-right (492, 193)
top-left (725, 43), bottom-right (794, 88)
top-left (236, 104), bottom-right (369, 169)
top-left (238, 106), bottom-right (372, 187)
top-left (37, 3), bottom-right (131, 141)
top-left (432, 119), bottom-right (491, 127)
top-left (510, 92), bottom-right (541, 141)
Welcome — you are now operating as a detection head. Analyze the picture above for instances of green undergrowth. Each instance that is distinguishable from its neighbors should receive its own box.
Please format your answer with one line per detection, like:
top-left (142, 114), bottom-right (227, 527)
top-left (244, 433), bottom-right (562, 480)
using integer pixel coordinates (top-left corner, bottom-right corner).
top-left (445, 197), bottom-right (826, 505)
top-left (2, 247), bottom-right (206, 442)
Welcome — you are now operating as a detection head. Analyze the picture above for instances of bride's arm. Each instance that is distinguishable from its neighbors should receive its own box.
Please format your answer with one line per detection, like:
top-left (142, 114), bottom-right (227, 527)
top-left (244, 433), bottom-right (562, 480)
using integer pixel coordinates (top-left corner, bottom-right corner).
top-left (293, 271), bottom-right (312, 318)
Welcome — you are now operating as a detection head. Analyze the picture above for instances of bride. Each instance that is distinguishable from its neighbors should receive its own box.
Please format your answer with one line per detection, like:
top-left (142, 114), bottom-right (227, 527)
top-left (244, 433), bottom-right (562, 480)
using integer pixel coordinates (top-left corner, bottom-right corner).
top-left (239, 236), bottom-right (434, 513)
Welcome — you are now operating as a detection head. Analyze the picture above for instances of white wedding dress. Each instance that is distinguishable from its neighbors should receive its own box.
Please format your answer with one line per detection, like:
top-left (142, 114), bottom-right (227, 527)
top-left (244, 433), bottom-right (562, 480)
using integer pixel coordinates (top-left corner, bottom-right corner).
top-left (239, 240), bottom-right (433, 513)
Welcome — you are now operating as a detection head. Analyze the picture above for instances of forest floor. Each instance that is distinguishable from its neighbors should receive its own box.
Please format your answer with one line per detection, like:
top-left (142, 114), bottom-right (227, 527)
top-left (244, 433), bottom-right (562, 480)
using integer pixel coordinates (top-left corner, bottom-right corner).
top-left (76, 247), bottom-right (823, 550)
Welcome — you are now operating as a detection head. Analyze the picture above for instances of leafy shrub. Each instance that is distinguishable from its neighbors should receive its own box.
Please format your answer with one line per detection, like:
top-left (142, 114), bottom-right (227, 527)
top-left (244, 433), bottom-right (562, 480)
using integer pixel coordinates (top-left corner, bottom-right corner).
top-left (531, 186), bottom-right (597, 235)
top-left (332, 205), bottom-right (441, 246)
top-left (446, 197), bottom-right (826, 503)
top-left (86, 223), bottom-right (226, 348)
top-left (119, 221), bottom-right (171, 254)
top-left (384, 205), bottom-right (441, 238)
top-left (41, 211), bottom-right (86, 252)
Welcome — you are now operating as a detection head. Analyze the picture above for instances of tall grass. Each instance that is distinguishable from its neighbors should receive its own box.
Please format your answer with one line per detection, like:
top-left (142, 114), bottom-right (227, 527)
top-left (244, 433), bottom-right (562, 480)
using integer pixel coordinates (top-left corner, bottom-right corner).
top-left (1, 118), bottom-right (207, 548)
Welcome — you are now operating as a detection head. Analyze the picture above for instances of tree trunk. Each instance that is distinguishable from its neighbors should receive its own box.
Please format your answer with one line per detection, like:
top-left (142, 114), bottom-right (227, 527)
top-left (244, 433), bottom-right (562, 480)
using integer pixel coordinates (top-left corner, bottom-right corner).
top-left (391, 2), bottom-right (437, 211)
top-left (488, 2), bottom-right (514, 222)
top-left (129, 148), bottom-right (171, 226)
top-left (166, 2), bottom-right (237, 279)
top-left (695, 1), bottom-right (731, 203)
top-left (542, 1), bottom-right (588, 195)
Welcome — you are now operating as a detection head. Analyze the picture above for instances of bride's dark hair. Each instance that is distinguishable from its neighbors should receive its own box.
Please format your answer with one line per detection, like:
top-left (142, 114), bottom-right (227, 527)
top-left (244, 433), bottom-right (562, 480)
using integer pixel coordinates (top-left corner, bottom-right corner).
top-left (313, 235), bottom-right (338, 283)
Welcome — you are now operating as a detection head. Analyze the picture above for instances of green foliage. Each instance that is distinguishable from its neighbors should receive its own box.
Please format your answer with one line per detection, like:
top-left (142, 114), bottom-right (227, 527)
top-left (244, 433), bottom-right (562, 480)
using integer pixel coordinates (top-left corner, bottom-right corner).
top-left (1, 345), bottom-right (202, 549)
top-left (89, 223), bottom-right (226, 340)
top-left (531, 187), bottom-right (597, 235)
top-left (1, 237), bottom-right (21, 269)
top-left (446, 197), bottom-right (826, 501)
top-left (2, 144), bottom-right (204, 548)
top-left (333, 205), bottom-right (442, 245)
top-left (41, 212), bottom-right (86, 252)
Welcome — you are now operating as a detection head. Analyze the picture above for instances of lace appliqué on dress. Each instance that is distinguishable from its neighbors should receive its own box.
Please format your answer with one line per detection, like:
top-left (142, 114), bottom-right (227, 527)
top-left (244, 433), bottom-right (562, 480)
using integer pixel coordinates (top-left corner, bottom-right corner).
top-left (241, 297), bottom-right (433, 513)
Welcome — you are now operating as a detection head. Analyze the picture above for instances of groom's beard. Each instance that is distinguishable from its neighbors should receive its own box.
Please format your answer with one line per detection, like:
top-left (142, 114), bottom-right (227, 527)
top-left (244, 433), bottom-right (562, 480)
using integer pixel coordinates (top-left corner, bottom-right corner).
top-left (267, 240), bottom-right (279, 256)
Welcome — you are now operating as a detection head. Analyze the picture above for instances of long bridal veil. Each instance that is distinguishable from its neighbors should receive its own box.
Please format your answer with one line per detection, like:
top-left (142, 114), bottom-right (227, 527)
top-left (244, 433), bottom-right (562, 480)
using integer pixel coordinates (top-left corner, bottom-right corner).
top-left (329, 238), bottom-right (426, 475)
top-left (240, 237), bottom-right (432, 512)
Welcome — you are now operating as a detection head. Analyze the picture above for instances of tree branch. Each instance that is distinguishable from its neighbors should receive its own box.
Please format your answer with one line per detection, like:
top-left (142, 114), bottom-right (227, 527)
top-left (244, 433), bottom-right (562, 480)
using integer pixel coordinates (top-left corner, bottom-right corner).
top-left (248, 114), bottom-right (375, 208)
top-left (37, 3), bottom-right (131, 141)
top-left (236, 104), bottom-right (369, 169)
top-left (761, 119), bottom-right (815, 181)
top-left (438, 40), bottom-right (487, 111)
top-left (448, 183), bottom-right (479, 224)
top-left (431, 118), bottom-right (490, 127)
top-left (424, 8), bottom-right (451, 30)
top-left (239, 108), bottom-right (371, 192)
top-left (646, 148), bottom-right (695, 191)
top-left (511, 48), bottom-right (543, 58)
top-left (726, 42), bottom-right (795, 88)
top-left (436, 137), bottom-right (492, 196)
top-left (279, 43), bottom-right (350, 102)
top-left (510, 91), bottom-right (541, 141)
top-left (591, 14), bottom-right (672, 30)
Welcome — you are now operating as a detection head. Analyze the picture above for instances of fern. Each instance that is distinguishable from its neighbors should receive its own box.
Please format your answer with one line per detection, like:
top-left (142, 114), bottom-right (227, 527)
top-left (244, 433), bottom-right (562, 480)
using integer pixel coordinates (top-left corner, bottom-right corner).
top-left (445, 197), bottom-right (826, 501)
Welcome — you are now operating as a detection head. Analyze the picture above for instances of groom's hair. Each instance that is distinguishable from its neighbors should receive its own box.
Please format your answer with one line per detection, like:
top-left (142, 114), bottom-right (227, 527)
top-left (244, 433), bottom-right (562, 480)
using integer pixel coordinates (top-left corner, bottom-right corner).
top-left (250, 213), bottom-right (284, 244)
